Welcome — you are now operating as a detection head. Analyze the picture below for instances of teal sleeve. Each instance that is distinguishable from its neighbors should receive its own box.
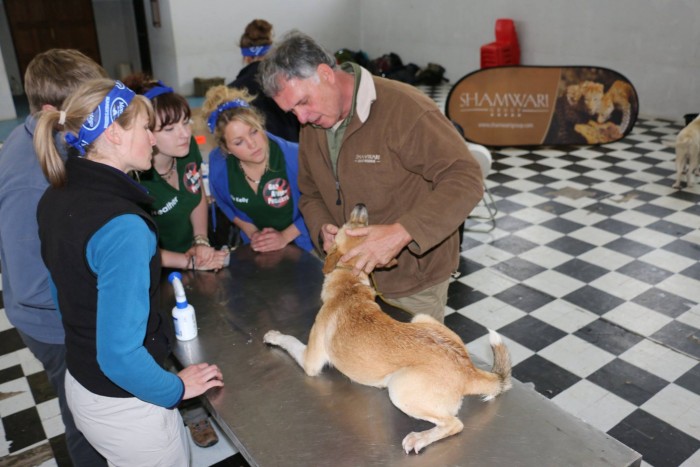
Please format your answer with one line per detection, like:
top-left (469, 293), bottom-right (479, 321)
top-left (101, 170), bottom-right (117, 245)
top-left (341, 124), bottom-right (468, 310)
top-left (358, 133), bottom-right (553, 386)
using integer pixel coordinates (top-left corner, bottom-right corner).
top-left (87, 214), bottom-right (184, 408)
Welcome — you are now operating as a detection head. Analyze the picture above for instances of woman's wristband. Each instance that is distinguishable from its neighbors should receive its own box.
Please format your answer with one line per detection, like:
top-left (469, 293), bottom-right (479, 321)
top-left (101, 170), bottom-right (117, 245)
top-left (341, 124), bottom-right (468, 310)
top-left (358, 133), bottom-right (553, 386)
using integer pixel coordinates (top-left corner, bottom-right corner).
top-left (193, 234), bottom-right (210, 247)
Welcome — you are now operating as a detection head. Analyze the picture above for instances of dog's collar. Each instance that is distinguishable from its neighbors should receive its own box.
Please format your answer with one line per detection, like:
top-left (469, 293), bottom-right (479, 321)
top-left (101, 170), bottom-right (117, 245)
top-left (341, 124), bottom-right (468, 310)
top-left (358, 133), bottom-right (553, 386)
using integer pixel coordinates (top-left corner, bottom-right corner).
top-left (331, 263), bottom-right (372, 285)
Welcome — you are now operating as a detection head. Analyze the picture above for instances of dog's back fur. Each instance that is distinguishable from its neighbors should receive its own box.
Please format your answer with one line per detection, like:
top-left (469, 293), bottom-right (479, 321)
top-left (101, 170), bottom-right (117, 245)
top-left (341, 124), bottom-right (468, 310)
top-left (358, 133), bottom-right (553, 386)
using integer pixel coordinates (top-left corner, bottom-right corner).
top-left (673, 115), bottom-right (700, 189)
top-left (264, 204), bottom-right (512, 453)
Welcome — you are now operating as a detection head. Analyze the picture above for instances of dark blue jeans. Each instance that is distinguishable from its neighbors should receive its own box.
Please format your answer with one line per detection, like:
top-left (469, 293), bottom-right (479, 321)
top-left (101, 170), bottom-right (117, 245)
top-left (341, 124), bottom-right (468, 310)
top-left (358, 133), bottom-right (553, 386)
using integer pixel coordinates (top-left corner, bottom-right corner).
top-left (17, 330), bottom-right (106, 467)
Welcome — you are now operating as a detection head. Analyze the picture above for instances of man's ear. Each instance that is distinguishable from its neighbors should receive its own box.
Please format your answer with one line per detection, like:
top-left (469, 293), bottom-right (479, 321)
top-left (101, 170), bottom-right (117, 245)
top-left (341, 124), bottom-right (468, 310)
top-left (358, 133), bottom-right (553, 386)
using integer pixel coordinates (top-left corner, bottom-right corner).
top-left (317, 63), bottom-right (335, 84)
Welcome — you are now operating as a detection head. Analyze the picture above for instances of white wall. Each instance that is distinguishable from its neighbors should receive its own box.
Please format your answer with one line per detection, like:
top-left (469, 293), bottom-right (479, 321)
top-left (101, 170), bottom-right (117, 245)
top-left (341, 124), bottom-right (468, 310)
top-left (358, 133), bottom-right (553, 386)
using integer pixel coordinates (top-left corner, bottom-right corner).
top-left (144, 0), bottom-right (360, 96)
top-left (93, 0), bottom-right (142, 79)
top-left (0, 0), bottom-right (22, 96)
top-left (142, 0), bottom-right (179, 87)
top-left (0, 46), bottom-right (16, 119)
top-left (1, 1), bottom-right (699, 121)
top-left (359, 0), bottom-right (700, 120)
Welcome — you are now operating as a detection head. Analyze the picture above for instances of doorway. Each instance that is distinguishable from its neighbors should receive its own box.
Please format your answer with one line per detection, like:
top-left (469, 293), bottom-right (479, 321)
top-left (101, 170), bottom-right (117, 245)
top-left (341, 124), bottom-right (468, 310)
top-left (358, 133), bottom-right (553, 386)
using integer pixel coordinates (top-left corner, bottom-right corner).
top-left (4, 0), bottom-right (101, 80)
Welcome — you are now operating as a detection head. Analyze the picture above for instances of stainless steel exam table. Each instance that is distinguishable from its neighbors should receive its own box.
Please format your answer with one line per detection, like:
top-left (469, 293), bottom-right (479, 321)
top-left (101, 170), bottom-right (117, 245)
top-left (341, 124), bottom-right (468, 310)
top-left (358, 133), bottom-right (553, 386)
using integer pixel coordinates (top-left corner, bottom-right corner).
top-left (163, 245), bottom-right (642, 467)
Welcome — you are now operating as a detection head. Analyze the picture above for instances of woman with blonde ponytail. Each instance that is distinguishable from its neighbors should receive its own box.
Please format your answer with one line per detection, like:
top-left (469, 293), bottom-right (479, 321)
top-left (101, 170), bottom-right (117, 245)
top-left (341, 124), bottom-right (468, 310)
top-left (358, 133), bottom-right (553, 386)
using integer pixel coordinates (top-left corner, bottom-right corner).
top-left (34, 78), bottom-right (224, 466)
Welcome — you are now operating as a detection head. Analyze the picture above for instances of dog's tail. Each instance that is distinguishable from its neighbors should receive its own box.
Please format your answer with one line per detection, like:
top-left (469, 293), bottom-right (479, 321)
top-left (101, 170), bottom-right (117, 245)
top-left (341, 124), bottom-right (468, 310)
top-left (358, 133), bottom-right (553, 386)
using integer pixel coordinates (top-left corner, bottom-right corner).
top-left (467, 330), bottom-right (512, 401)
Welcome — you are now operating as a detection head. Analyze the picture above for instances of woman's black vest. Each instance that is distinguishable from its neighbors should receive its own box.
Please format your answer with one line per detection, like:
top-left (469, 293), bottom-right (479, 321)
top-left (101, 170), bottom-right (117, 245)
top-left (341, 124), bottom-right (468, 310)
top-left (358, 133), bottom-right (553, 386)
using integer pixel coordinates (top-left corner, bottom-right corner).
top-left (37, 157), bottom-right (173, 398)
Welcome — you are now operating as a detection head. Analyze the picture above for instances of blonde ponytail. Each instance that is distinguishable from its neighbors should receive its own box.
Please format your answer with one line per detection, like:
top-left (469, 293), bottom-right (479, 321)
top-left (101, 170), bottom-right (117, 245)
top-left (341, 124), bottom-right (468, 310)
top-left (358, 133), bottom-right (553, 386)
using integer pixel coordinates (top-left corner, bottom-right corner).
top-left (34, 109), bottom-right (68, 187)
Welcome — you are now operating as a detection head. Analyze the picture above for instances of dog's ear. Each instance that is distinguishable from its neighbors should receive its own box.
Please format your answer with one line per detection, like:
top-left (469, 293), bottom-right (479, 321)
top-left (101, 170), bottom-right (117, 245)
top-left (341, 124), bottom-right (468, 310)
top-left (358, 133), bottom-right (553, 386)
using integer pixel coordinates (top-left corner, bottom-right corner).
top-left (322, 246), bottom-right (342, 274)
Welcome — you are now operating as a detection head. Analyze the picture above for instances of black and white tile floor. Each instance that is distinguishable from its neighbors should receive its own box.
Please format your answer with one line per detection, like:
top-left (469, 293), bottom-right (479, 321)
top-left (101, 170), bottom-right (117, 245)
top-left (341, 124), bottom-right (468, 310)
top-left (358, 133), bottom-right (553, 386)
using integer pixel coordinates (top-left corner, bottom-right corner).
top-left (1, 86), bottom-right (699, 466)
top-left (421, 84), bottom-right (699, 467)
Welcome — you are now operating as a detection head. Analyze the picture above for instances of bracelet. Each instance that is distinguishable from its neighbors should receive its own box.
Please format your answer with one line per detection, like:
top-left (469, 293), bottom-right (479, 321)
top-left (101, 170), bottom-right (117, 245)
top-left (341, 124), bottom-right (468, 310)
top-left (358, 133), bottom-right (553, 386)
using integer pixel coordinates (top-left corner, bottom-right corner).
top-left (192, 234), bottom-right (210, 247)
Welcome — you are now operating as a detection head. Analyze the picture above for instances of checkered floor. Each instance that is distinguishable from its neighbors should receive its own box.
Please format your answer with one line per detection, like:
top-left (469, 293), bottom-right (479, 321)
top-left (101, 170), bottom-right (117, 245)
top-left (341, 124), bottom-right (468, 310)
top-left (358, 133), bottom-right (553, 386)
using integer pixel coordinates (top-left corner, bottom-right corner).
top-left (1, 86), bottom-right (699, 466)
top-left (419, 85), bottom-right (699, 467)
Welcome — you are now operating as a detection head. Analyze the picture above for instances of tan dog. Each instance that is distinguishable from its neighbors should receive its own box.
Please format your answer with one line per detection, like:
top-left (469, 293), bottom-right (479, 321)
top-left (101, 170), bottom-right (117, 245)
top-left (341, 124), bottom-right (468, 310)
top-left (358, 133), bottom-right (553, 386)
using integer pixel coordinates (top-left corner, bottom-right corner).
top-left (673, 115), bottom-right (700, 189)
top-left (263, 204), bottom-right (512, 454)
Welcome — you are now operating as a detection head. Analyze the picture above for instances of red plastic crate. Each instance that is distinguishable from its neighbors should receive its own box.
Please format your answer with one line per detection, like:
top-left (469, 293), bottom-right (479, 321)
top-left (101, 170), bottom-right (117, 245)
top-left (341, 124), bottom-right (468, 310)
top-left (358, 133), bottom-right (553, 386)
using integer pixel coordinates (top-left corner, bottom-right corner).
top-left (480, 42), bottom-right (518, 68)
top-left (480, 18), bottom-right (520, 68)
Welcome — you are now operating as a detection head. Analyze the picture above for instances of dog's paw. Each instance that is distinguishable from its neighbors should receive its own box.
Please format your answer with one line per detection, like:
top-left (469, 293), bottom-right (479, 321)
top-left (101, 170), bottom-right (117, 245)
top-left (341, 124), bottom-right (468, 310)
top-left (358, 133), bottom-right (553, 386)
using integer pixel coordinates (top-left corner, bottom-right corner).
top-left (402, 432), bottom-right (427, 454)
top-left (672, 181), bottom-right (682, 189)
top-left (263, 330), bottom-right (282, 345)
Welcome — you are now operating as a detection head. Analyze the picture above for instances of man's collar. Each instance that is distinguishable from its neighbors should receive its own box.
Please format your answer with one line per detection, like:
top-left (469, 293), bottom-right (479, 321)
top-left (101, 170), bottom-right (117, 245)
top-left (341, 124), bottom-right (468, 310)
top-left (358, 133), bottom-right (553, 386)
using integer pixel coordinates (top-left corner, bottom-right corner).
top-left (332, 63), bottom-right (376, 131)
top-left (355, 66), bottom-right (377, 123)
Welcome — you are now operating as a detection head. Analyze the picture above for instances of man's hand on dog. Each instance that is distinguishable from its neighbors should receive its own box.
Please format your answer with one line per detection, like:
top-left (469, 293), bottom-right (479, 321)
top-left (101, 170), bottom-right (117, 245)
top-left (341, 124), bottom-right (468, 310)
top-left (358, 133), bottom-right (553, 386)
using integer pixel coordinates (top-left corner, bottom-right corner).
top-left (342, 223), bottom-right (411, 275)
top-left (320, 223), bottom-right (339, 253)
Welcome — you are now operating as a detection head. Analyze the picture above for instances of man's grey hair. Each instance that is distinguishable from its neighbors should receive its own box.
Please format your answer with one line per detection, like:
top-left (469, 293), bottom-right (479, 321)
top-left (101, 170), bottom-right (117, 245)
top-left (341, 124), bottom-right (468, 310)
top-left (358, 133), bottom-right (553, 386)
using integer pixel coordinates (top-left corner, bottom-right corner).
top-left (258, 30), bottom-right (337, 97)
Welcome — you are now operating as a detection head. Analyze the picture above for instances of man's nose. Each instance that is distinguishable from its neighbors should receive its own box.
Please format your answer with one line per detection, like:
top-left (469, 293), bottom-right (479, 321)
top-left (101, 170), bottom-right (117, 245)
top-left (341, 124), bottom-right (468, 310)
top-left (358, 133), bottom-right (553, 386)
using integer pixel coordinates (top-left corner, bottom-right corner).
top-left (294, 109), bottom-right (308, 124)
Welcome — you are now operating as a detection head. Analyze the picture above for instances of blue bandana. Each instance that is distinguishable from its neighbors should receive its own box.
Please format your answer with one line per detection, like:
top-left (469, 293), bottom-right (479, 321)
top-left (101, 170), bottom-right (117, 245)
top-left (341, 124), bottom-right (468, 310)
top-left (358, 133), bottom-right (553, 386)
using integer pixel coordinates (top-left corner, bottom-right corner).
top-left (65, 81), bottom-right (135, 155)
top-left (143, 81), bottom-right (174, 100)
top-left (241, 45), bottom-right (271, 57)
top-left (206, 99), bottom-right (250, 133)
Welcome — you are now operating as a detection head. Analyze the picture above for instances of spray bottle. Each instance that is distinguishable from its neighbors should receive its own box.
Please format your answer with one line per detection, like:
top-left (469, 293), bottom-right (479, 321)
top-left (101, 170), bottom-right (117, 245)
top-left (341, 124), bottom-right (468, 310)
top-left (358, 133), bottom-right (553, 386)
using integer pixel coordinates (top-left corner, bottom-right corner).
top-left (168, 272), bottom-right (198, 341)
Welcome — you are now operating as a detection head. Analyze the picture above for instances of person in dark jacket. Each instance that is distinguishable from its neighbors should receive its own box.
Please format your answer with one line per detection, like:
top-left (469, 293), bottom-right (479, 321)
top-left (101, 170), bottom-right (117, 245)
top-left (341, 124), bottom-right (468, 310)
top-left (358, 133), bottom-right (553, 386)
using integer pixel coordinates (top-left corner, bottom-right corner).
top-left (228, 19), bottom-right (300, 142)
top-left (35, 78), bottom-right (223, 465)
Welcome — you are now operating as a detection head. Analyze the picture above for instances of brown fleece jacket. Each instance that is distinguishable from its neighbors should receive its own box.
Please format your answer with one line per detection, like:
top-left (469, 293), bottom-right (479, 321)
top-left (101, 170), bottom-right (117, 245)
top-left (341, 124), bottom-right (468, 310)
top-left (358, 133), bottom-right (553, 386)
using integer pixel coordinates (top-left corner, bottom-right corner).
top-left (298, 72), bottom-right (483, 298)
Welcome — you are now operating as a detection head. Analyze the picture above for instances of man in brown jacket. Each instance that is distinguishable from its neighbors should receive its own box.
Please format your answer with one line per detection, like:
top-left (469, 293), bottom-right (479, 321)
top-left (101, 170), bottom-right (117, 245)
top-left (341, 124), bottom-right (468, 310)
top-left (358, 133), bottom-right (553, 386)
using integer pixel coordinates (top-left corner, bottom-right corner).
top-left (260, 31), bottom-right (483, 321)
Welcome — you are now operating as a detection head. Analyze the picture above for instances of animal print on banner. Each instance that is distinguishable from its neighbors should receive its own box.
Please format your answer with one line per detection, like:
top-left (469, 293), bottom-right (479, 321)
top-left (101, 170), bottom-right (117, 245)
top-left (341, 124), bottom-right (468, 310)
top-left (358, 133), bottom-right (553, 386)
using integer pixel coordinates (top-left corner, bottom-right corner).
top-left (446, 66), bottom-right (639, 146)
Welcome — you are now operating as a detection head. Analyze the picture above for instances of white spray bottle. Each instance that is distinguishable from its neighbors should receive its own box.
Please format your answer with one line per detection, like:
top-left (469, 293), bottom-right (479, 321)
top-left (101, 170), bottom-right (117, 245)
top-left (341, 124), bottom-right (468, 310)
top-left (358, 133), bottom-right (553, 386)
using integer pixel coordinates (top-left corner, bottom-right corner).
top-left (168, 272), bottom-right (198, 341)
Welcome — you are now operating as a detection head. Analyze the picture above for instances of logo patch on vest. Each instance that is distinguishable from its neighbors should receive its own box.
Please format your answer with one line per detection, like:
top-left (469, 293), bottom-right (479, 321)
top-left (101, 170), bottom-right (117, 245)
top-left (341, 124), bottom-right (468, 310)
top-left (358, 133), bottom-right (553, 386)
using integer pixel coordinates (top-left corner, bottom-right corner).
top-left (262, 178), bottom-right (290, 208)
top-left (183, 162), bottom-right (201, 194)
top-left (354, 154), bottom-right (381, 164)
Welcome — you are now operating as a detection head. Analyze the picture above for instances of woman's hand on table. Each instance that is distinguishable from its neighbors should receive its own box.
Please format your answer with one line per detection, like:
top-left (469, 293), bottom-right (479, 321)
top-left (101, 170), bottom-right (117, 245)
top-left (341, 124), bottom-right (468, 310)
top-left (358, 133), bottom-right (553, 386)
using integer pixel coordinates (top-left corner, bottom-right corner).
top-left (193, 244), bottom-right (215, 264)
top-left (250, 228), bottom-right (290, 252)
top-left (179, 362), bottom-right (223, 399)
top-left (186, 246), bottom-right (230, 271)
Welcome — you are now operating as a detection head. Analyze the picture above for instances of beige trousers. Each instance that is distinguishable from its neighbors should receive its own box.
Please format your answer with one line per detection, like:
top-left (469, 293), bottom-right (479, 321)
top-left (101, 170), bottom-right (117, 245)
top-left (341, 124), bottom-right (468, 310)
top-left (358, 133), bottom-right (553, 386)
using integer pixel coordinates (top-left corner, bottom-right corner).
top-left (380, 278), bottom-right (450, 322)
top-left (65, 370), bottom-right (190, 467)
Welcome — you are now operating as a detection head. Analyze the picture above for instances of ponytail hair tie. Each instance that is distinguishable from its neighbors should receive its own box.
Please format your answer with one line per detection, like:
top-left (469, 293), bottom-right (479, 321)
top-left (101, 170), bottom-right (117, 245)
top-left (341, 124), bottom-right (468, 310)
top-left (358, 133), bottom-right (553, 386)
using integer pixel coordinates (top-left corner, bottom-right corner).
top-left (58, 110), bottom-right (67, 126)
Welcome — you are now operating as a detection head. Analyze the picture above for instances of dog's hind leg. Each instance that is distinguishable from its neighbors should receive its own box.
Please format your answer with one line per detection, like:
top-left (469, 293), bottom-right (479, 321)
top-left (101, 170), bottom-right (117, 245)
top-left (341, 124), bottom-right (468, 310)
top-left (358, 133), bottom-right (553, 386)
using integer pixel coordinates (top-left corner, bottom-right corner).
top-left (688, 145), bottom-right (700, 187)
top-left (673, 151), bottom-right (685, 189)
top-left (299, 323), bottom-right (330, 376)
top-left (387, 369), bottom-right (464, 453)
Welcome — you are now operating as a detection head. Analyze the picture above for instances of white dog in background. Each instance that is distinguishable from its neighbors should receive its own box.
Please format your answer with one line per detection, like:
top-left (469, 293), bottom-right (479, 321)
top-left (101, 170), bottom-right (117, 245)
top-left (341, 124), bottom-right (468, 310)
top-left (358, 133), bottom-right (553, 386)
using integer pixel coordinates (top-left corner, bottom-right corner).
top-left (673, 115), bottom-right (700, 189)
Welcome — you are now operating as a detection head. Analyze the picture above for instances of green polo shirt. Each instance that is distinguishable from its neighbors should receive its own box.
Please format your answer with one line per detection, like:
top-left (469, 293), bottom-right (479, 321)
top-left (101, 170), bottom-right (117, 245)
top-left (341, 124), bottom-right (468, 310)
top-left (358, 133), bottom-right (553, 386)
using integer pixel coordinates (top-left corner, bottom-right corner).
top-left (226, 139), bottom-right (294, 231)
top-left (139, 137), bottom-right (203, 253)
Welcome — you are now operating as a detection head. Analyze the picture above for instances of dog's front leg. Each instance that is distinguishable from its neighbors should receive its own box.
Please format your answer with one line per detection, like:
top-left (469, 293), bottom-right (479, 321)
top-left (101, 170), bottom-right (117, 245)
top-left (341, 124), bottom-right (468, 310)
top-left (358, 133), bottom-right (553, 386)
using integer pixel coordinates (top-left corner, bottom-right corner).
top-left (264, 327), bottom-right (329, 376)
top-left (263, 330), bottom-right (307, 369)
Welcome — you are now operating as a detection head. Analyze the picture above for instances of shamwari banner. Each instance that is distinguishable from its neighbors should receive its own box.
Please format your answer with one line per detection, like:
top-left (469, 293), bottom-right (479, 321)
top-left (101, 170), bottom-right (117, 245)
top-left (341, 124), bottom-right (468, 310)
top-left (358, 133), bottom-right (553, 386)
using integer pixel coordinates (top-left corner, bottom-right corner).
top-left (446, 66), bottom-right (638, 147)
